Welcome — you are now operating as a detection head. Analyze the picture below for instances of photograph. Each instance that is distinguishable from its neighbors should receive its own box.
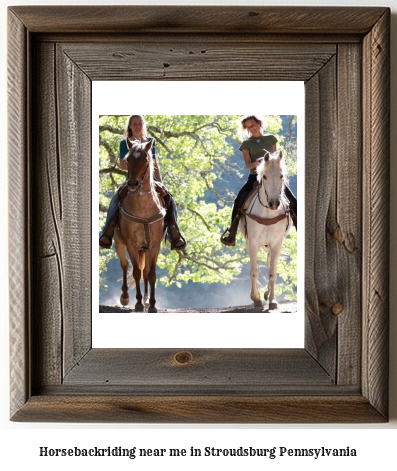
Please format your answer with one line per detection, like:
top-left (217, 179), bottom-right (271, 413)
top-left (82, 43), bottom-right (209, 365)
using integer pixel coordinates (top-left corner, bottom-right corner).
top-left (93, 83), bottom-right (304, 348)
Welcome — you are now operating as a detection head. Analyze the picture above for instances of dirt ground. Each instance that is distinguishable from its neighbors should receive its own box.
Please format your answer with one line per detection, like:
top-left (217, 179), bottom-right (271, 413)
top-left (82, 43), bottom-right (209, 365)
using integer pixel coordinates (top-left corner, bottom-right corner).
top-left (99, 300), bottom-right (297, 314)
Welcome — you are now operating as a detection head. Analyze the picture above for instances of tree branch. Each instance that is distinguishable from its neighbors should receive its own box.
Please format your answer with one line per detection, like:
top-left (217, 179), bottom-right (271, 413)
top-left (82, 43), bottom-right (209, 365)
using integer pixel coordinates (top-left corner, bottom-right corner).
top-left (99, 136), bottom-right (119, 165)
top-left (168, 252), bottom-right (183, 284)
top-left (99, 124), bottom-right (123, 135)
top-left (99, 167), bottom-right (127, 177)
top-left (186, 207), bottom-right (211, 231)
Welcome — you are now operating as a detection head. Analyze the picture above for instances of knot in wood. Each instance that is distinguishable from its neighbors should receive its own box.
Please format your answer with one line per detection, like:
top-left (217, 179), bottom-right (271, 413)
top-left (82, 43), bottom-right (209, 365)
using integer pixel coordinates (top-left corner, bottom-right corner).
top-left (174, 351), bottom-right (194, 365)
top-left (331, 302), bottom-right (344, 316)
top-left (333, 225), bottom-right (344, 244)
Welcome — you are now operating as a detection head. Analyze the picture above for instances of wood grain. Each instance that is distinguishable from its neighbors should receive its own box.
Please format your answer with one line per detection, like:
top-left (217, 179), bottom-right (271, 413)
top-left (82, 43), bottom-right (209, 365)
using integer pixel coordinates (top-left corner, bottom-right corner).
top-left (8, 6), bottom-right (390, 423)
top-left (62, 349), bottom-right (333, 391)
top-left (362, 9), bottom-right (390, 419)
top-left (58, 42), bottom-right (336, 82)
top-left (336, 43), bottom-right (362, 386)
top-left (304, 57), bottom-right (338, 377)
top-left (56, 44), bottom-right (92, 377)
top-left (11, 396), bottom-right (385, 424)
top-left (9, 6), bottom-right (387, 34)
top-left (31, 42), bottom-right (93, 388)
top-left (8, 9), bottom-right (30, 419)
top-left (32, 41), bottom-right (63, 388)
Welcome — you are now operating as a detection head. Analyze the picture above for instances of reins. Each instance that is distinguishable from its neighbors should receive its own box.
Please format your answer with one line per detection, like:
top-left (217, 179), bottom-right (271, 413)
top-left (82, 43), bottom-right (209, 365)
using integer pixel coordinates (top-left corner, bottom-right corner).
top-left (239, 184), bottom-right (290, 238)
top-left (126, 152), bottom-right (152, 197)
top-left (121, 142), bottom-right (165, 250)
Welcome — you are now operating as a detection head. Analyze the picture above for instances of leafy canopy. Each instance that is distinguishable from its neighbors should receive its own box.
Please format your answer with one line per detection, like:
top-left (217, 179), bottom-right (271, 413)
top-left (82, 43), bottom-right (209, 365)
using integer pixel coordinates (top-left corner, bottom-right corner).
top-left (99, 115), bottom-right (297, 301)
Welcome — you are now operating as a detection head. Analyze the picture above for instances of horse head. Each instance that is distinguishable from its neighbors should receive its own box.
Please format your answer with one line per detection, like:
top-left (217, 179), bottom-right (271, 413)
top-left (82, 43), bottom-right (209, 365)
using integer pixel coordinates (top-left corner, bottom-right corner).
top-left (125, 139), bottom-right (153, 194)
top-left (257, 150), bottom-right (285, 210)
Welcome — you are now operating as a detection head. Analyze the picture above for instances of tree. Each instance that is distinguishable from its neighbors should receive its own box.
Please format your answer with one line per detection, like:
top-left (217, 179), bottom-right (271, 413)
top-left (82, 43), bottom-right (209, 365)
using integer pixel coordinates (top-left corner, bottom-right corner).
top-left (99, 115), bottom-right (297, 302)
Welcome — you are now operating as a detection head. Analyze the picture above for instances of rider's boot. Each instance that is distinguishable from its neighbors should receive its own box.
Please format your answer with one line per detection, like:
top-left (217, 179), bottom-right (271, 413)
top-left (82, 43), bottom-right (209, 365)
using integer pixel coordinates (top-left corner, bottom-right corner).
top-left (220, 214), bottom-right (241, 246)
top-left (99, 209), bottom-right (119, 249)
top-left (163, 194), bottom-right (187, 251)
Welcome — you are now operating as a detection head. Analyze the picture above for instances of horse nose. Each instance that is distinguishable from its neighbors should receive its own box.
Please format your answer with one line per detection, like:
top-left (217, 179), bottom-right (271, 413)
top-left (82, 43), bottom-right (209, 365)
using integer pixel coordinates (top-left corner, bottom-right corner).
top-left (269, 199), bottom-right (280, 210)
top-left (128, 179), bottom-right (139, 191)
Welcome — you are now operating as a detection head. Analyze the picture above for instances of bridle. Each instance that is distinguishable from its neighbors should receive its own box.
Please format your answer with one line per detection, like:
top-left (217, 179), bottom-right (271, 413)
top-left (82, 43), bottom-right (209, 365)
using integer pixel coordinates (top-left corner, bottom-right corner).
top-left (126, 148), bottom-right (152, 196)
top-left (240, 168), bottom-right (290, 235)
top-left (120, 143), bottom-right (166, 250)
top-left (257, 171), bottom-right (284, 210)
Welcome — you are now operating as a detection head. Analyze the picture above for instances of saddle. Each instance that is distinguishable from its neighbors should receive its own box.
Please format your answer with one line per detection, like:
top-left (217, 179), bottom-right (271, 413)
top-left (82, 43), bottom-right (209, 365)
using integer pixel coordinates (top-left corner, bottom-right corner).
top-left (238, 183), bottom-right (291, 238)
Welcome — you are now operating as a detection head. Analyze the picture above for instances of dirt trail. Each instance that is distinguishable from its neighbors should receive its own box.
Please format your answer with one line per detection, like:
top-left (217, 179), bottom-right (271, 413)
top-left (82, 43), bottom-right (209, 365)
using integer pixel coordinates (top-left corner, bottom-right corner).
top-left (99, 301), bottom-right (297, 314)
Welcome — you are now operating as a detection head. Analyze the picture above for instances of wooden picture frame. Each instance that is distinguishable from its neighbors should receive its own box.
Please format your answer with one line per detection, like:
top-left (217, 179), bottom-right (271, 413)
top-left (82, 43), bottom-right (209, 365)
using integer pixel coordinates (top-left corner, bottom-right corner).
top-left (8, 6), bottom-right (390, 423)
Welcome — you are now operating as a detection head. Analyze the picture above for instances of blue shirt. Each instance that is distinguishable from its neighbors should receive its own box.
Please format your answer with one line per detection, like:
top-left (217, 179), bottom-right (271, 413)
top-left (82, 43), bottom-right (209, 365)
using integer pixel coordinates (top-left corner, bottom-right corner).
top-left (119, 137), bottom-right (156, 160)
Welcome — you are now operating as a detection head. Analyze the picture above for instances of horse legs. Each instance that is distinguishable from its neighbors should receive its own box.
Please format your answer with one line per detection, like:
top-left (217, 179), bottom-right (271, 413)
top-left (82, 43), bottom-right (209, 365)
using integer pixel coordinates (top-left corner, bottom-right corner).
top-left (264, 244), bottom-right (282, 310)
top-left (132, 262), bottom-right (144, 312)
top-left (130, 251), bottom-right (145, 312)
top-left (144, 253), bottom-right (159, 313)
top-left (115, 239), bottom-right (129, 306)
top-left (247, 242), bottom-right (262, 307)
top-left (142, 256), bottom-right (151, 311)
top-left (148, 263), bottom-right (158, 313)
top-left (143, 279), bottom-right (150, 310)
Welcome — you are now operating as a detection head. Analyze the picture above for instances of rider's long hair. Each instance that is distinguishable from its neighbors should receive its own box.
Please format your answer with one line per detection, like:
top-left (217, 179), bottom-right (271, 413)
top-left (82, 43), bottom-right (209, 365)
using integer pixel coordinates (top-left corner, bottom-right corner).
top-left (125, 115), bottom-right (148, 140)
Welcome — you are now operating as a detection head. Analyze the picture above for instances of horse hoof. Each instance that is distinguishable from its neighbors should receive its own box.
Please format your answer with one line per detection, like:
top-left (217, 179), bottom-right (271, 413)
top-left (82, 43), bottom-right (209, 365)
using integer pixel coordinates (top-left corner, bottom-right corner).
top-left (254, 300), bottom-right (263, 307)
top-left (269, 302), bottom-right (278, 310)
top-left (264, 292), bottom-right (269, 301)
top-left (148, 306), bottom-right (157, 313)
top-left (120, 295), bottom-right (129, 306)
top-left (135, 303), bottom-right (144, 312)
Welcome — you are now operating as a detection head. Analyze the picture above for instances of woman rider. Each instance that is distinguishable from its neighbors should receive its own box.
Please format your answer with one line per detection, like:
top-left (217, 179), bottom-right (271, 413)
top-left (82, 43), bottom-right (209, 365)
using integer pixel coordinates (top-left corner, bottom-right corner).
top-left (99, 114), bottom-right (186, 250)
top-left (221, 115), bottom-right (297, 246)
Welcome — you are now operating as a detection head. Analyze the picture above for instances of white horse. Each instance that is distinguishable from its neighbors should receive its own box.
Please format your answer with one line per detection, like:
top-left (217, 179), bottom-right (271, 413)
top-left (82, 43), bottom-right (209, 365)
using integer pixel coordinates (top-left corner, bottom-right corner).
top-left (239, 151), bottom-right (292, 310)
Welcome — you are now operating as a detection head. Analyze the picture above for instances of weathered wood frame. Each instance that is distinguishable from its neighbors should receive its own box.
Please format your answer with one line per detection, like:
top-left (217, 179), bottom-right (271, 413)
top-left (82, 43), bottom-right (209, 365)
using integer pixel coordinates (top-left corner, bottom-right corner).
top-left (8, 6), bottom-right (390, 423)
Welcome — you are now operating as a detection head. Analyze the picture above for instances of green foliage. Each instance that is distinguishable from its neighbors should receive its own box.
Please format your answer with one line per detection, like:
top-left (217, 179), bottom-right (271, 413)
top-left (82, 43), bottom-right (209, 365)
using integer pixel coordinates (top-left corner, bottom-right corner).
top-left (274, 230), bottom-right (298, 300)
top-left (99, 115), bottom-right (298, 302)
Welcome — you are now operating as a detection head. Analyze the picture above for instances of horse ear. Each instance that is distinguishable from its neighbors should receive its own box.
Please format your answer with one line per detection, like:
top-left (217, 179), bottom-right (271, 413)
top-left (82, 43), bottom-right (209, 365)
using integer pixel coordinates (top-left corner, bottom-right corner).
top-left (145, 139), bottom-right (154, 151)
top-left (264, 151), bottom-right (270, 162)
top-left (278, 150), bottom-right (283, 160)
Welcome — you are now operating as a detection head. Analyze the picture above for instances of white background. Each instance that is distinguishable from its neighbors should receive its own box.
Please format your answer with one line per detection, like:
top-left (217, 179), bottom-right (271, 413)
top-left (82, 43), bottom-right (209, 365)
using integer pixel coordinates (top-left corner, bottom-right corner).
top-left (93, 81), bottom-right (305, 348)
top-left (1, 0), bottom-right (396, 469)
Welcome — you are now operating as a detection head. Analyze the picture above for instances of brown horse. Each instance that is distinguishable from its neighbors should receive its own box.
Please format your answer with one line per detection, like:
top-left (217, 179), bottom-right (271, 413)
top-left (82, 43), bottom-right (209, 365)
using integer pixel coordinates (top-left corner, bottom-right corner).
top-left (114, 139), bottom-right (165, 312)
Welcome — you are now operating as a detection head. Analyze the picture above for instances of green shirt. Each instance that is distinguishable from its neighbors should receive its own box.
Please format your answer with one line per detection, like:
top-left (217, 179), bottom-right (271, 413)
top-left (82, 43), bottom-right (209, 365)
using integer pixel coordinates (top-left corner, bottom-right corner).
top-left (239, 134), bottom-right (278, 175)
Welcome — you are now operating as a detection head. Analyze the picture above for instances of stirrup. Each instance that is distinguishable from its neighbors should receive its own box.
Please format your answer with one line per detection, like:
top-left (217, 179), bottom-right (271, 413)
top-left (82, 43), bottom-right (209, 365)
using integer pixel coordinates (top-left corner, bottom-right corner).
top-left (99, 220), bottom-right (116, 249)
top-left (99, 235), bottom-right (112, 249)
top-left (168, 226), bottom-right (187, 251)
top-left (171, 236), bottom-right (187, 251)
top-left (220, 227), bottom-right (236, 246)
